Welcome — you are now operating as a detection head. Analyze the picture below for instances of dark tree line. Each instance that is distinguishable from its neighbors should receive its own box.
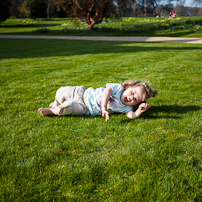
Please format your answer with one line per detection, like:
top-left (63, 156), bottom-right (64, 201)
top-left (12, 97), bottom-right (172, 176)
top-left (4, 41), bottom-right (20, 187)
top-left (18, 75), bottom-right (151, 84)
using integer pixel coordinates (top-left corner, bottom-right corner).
top-left (0, 0), bottom-right (11, 22)
top-left (1, 0), bottom-right (201, 24)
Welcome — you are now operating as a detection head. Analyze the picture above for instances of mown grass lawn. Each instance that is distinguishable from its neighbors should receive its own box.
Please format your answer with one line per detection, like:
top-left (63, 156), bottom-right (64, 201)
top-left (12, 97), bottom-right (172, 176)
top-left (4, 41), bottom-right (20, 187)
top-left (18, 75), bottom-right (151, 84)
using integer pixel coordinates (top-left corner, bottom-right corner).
top-left (0, 17), bottom-right (202, 37)
top-left (0, 38), bottom-right (202, 201)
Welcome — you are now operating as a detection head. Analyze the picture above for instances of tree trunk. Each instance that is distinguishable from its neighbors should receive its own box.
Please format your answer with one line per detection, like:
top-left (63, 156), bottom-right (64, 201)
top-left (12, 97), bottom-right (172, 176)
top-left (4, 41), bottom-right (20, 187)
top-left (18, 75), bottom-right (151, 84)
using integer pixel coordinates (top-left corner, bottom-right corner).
top-left (88, 21), bottom-right (95, 31)
top-left (132, 1), bottom-right (137, 17)
top-left (47, 0), bottom-right (50, 19)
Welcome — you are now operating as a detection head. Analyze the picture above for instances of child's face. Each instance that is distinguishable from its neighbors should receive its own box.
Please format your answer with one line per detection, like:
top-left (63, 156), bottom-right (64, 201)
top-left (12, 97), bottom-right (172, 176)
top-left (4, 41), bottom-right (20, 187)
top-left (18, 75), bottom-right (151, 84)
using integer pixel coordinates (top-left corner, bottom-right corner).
top-left (121, 86), bottom-right (144, 106)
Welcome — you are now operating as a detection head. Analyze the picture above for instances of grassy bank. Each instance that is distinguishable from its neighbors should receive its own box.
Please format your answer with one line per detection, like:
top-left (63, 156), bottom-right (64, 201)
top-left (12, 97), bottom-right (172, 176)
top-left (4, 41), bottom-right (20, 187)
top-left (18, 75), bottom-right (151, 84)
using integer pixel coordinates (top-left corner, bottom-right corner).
top-left (0, 38), bottom-right (202, 201)
top-left (0, 16), bottom-right (202, 37)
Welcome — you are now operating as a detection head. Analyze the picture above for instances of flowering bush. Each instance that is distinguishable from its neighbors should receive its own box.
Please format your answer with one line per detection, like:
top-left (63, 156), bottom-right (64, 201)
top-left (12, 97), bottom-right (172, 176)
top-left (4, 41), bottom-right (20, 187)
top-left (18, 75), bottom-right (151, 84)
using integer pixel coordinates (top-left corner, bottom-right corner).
top-left (56, 17), bottom-right (202, 34)
top-left (19, 17), bottom-right (201, 34)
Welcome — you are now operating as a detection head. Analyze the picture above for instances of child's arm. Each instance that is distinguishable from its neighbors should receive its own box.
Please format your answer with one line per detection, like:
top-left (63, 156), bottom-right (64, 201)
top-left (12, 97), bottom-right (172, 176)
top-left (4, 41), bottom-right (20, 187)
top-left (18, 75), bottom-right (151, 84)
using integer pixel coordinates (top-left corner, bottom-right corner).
top-left (101, 86), bottom-right (113, 122)
top-left (125, 103), bottom-right (151, 119)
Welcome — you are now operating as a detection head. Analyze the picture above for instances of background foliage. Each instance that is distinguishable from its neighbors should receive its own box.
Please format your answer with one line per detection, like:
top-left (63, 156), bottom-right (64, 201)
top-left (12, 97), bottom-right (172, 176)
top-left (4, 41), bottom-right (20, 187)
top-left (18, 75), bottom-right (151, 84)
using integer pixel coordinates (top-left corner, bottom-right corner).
top-left (21, 0), bottom-right (47, 19)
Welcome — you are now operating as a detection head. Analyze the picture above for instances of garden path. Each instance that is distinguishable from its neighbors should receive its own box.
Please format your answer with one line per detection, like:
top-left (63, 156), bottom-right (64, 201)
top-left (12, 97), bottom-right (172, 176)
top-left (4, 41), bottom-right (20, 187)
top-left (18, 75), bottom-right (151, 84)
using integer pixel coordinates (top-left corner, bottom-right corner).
top-left (0, 35), bottom-right (202, 44)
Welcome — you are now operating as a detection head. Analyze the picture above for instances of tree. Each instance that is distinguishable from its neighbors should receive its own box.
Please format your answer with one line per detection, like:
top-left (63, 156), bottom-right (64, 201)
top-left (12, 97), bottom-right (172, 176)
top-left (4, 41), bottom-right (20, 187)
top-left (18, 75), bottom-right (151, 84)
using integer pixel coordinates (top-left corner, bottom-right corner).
top-left (46, 0), bottom-right (58, 18)
top-left (175, 4), bottom-right (186, 16)
top-left (0, 0), bottom-right (10, 22)
top-left (22, 0), bottom-right (47, 18)
top-left (130, 0), bottom-right (139, 17)
top-left (9, 0), bottom-right (24, 18)
top-left (54, 0), bottom-right (129, 30)
top-left (137, 0), bottom-right (159, 16)
top-left (155, 3), bottom-right (173, 17)
top-left (174, 0), bottom-right (186, 16)
top-left (199, 7), bottom-right (202, 15)
top-left (121, 1), bottom-right (138, 17)
top-left (193, 0), bottom-right (202, 6)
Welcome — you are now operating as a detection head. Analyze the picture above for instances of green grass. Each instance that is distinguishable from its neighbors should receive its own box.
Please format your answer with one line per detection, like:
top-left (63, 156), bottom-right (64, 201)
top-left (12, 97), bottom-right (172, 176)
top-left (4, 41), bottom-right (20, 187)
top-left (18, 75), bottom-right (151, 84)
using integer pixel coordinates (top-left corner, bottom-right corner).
top-left (0, 38), bottom-right (202, 201)
top-left (0, 17), bottom-right (202, 37)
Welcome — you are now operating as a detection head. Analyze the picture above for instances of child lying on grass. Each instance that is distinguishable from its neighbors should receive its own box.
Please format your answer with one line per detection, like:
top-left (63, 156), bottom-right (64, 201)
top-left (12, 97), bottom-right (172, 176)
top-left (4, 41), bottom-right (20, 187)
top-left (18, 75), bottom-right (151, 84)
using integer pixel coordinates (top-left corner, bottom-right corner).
top-left (38, 80), bottom-right (157, 122)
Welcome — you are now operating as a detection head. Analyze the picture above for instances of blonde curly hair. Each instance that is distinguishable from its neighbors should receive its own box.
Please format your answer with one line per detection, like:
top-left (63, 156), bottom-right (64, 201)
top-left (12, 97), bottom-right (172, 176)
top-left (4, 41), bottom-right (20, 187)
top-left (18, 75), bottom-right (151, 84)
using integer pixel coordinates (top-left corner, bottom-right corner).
top-left (121, 80), bottom-right (157, 102)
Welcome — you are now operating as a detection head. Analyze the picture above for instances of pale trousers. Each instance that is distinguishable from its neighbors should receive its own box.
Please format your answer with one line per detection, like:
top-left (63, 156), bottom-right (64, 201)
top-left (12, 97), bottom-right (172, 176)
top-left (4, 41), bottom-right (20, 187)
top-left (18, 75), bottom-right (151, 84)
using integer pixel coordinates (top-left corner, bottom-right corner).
top-left (52, 86), bottom-right (90, 116)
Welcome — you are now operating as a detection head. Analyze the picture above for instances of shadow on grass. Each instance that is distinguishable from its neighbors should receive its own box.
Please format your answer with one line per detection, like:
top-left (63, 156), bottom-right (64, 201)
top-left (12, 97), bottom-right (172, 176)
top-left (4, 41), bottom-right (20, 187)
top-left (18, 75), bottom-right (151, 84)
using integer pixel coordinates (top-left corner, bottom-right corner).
top-left (37, 18), bottom-right (73, 22)
top-left (1, 39), bottom-right (202, 59)
top-left (45, 105), bottom-right (201, 120)
top-left (0, 24), bottom-right (60, 28)
top-left (142, 105), bottom-right (201, 119)
top-left (0, 24), bottom-right (199, 37)
top-left (158, 31), bottom-right (195, 37)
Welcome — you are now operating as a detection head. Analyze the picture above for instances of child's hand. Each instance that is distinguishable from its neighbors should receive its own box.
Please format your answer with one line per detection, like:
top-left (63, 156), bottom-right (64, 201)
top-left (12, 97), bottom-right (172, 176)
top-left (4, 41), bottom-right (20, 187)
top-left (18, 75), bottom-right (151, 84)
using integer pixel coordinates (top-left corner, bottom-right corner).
top-left (138, 103), bottom-right (151, 112)
top-left (102, 110), bottom-right (109, 122)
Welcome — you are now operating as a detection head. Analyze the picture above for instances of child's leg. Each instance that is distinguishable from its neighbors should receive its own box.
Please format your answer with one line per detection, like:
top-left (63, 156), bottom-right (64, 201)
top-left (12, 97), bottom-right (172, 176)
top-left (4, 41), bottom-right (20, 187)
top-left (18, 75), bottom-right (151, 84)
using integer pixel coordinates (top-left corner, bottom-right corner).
top-left (59, 101), bottom-right (85, 116)
top-left (53, 86), bottom-right (88, 116)
top-left (39, 101), bottom-right (86, 116)
top-left (38, 107), bottom-right (60, 116)
top-left (39, 86), bottom-right (88, 116)
top-left (49, 102), bottom-right (54, 107)
top-left (50, 86), bottom-right (79, 108)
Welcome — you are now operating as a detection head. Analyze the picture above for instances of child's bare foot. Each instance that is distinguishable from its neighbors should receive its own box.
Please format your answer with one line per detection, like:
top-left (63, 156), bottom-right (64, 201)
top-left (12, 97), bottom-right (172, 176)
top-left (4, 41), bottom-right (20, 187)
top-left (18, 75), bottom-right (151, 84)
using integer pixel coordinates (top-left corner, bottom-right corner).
top-left (38, 107), bottom-right (60, 116)
top-left (49, 102), bottom-right (54, 107)
top-left (38, 108), bottom-right (54, 116)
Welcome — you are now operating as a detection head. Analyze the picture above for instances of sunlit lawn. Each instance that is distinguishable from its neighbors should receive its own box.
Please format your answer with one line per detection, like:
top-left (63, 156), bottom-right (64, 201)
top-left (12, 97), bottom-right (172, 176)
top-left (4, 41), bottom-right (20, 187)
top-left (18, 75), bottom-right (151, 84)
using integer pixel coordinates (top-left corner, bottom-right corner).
top-left (0, 16), bottom-right (202, 37)
top-left (0, 38), bottom-right (202, 201)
